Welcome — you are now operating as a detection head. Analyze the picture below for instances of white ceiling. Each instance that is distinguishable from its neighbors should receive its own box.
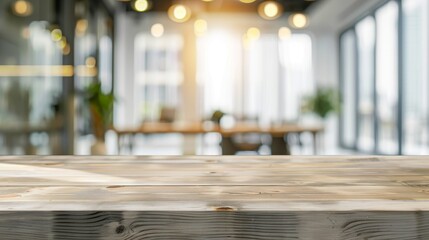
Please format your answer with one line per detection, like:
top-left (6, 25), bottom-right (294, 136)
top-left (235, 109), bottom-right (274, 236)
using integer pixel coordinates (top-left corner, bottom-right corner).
top-left (308, 0), bottom-right (386, 33)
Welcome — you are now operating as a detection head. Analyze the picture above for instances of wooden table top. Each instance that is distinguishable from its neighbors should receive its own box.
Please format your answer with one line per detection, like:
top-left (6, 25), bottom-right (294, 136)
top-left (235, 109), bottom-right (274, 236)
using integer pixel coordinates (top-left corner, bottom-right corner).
top-left (1, 156), bottom-right (429, 212)
top-left (114, 122), bottom-right (323, 136)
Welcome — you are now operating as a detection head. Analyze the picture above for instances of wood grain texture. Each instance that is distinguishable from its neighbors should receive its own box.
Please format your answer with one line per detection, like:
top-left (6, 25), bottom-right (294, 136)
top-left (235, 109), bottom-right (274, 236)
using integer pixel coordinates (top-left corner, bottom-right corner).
top-left (0, 211), bottom-right (429, 240)
top-left (1, 156), bottom-right (429, 239)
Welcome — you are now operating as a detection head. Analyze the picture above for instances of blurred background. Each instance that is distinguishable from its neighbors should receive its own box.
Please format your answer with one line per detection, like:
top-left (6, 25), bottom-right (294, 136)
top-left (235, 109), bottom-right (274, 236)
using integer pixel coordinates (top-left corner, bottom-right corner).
top-left (0, 0), bottom-right (424, 155)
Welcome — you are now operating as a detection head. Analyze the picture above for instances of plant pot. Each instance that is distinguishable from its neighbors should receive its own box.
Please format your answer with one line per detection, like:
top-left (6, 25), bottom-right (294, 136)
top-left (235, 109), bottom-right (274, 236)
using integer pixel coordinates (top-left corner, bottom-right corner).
top-left (91, 140), bottom-right (107, 155)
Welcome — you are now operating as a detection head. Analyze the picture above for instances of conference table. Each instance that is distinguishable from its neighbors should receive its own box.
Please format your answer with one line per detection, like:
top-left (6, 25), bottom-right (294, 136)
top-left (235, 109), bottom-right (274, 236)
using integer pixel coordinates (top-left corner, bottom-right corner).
top-left (114, 122), bottom-right (324, 155)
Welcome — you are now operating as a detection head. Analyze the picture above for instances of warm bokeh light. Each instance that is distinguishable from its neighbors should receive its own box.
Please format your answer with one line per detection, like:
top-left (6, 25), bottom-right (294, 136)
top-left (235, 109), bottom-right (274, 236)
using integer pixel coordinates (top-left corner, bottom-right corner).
top-left (201, 0), bottom-right (214, 2)
top-left (174, 5), bottom-right (187, 20)
top-left (51, 29), bottom-right (63, 42)
top-left (278, 27), bottom-right (291, 40)
top-left (289, 13), bottom-right (308, 28)
top-left (265, 3), bottom-right (278, 17)
top-left (63, 44), bottom-right (71, 55)
top-left (85, 57), bottom-right (97, 68)
top-left (58, 37), bottom-right (67, 49)
top-left (12, 0), bottom-right (32, 17)
top-left (133, 0), bottom-right (149, 12)
top-left (75, 19), bottom-right (88, 36)
top-left (194, 19), bottom-right (208, 37)
top-left (246, 27), bottom-right (260, 41)
top-left (151, 23), bottom-right (164, 38)
top-left (168, 4), bottom-right (191, 23)
top-left (258, 1), bottom-right (282, 20)
top-left (239, 0), bottom-right (256, 3)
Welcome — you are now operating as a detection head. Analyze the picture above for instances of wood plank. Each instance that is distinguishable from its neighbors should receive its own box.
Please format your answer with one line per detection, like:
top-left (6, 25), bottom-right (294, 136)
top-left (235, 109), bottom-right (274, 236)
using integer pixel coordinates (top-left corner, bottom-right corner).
top-left (0, 156), bottom-right (429, 211)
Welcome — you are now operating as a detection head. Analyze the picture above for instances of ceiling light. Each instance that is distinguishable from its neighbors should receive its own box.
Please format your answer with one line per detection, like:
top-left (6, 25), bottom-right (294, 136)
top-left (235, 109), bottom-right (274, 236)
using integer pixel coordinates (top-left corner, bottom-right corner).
top-left (278, 27), bottom-right (291, 40)
top-left (258, 1), bottom-right (282, 20)
top-left (133, 0), bottom-right (150, 12)
top-left (168, 4), bottom-right (191, 23)
top-left (239, 0), bottom-right (256, 3)
top-left (289, 13), bottom-right (308, 29)
top-left (151, 23), bottom-right (164, 38)
top-left (12, 0), bottom-right (32, 17)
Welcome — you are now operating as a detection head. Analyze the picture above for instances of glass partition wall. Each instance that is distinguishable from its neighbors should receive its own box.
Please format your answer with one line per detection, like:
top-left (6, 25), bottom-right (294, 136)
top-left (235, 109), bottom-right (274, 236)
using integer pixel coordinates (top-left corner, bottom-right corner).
top-left (0, 0), bottom-right (64, 154)
top-left (0, 0), bottom-right (114, 155)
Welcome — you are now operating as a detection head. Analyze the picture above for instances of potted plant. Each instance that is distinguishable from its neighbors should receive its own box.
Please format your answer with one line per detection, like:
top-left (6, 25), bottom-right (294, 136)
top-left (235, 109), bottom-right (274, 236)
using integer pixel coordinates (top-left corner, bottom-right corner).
top-left (301, 87), bottom-right (339, 119)
top-left (85, 81), bottom-right (114, 154)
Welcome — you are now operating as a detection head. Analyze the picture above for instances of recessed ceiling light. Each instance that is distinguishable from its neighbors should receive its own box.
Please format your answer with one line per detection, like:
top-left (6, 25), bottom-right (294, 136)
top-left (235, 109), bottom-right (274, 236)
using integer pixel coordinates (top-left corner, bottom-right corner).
top-left (133, 0), bottom-right (150, 12)
top-left (289, 13), bottom-right (308, 28)
top-left (258, 1), bottom-right (283, 20)
top-left (168, 4), bottom-right (191, 23)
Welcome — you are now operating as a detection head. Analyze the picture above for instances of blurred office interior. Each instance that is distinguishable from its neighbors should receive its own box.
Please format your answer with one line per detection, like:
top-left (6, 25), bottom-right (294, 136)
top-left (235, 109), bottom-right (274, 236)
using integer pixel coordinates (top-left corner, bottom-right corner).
top-left (0, 0), bottom-right (426, 155)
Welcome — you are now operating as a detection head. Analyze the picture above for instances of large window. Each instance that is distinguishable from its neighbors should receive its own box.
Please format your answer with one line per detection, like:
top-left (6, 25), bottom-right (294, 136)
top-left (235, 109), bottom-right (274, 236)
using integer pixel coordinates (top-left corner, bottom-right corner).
top-left (339, 0), bottom-right (429, 154)
top-left (134, 34), bottom-right (183, 123)
top-left (375, 1), bottom-right (399, 154)
top-left (198, 30), bottom-right (313, 124)
top-left (279, 34), bottom-right (314, 122)
top-left (197, 30), bottom-right (241, 118)
top-left (402, 0), bottom-right (429, 154)
top-left (356, 16), bottom-right (376, 152)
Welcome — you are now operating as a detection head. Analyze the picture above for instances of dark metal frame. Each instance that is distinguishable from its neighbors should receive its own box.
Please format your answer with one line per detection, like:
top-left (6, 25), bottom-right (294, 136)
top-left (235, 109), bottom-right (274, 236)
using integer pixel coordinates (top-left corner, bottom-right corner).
top-left (338, 0), bottom-right (403, 155)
